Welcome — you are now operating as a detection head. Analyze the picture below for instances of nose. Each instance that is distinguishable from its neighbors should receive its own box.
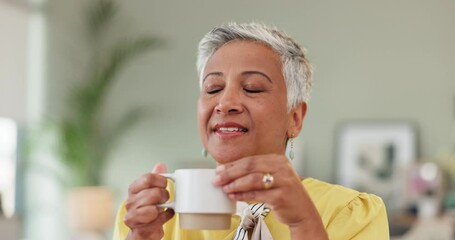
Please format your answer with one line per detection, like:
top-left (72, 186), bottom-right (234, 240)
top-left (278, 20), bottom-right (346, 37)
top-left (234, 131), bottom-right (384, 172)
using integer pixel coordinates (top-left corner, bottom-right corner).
top-left (215, 86), bottom-right (244, 114)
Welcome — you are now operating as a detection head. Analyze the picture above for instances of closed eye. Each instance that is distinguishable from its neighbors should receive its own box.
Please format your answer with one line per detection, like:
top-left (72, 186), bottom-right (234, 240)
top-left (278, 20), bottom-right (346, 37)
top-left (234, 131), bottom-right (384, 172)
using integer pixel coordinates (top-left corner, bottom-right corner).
top-left (207, 88), bottom-right (222, 94)
top-left (244, 88), bottom-right (263, 93)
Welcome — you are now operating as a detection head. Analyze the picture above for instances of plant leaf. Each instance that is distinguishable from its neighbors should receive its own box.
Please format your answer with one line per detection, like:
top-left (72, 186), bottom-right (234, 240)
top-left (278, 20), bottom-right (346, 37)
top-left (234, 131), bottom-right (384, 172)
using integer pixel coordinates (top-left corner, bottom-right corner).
top-left (104, 106), bottom-right (149, 151)
top-left (70, 36), bottom-right (161, 123)
top-left (86, 0), bottom-right (117, 40)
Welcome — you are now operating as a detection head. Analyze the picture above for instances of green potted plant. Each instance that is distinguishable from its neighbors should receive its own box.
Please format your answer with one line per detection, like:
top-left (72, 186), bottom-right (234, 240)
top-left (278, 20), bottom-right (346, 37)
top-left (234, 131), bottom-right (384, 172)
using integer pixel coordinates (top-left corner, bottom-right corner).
top-left (57, 0), bottom-right (160, 187)
top-left (52, 0), bottom-right (161, 236)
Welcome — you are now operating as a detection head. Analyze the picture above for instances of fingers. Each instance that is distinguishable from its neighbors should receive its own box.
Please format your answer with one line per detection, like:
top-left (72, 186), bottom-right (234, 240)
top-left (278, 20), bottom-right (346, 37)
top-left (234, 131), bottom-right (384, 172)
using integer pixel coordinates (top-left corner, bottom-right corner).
top-left (124, 205), bottom-right (161, 228)
top-left (212, 154), bottom-right (317, 229)
top-left (126, 209), bottom-right (175, 239)
top-left (128, 172), bottom-right (167, 195)
top-left (128, 163), bottom-right (168, 196)
top-left (126, 187), bottom-right (170, 210)
top-left (227, 188), bottom-right (280, 203)
top-left (214, 154), bottom-right (287, 186)
top-left (152, 162), bottom-right (167, 174)
top-left (154, 208), bottom-right (175, 226)
top-left (214, 156), bottom-right (266, 185)
top-left (125, 206), bottom-right (174, 229)
top-left (221, 172), bottom-right (270, 193)
top-left (124, 163), bottom-right (173, 239)
top-left (227, 187), bottom-right (300, 211)
top-left (213, 154), bottom-right (301, 209)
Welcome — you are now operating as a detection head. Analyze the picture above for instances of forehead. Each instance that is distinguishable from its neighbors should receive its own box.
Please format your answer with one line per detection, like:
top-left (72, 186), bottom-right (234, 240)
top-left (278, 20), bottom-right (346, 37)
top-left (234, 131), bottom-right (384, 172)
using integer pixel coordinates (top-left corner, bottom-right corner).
top-left (204, 40), bottom-right (283, 76)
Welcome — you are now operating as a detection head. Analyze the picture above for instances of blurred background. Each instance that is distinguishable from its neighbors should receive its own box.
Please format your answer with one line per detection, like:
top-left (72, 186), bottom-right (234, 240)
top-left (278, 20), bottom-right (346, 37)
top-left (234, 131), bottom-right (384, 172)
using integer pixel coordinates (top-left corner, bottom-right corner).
top-left (1, 0), bottom-right (455, 239)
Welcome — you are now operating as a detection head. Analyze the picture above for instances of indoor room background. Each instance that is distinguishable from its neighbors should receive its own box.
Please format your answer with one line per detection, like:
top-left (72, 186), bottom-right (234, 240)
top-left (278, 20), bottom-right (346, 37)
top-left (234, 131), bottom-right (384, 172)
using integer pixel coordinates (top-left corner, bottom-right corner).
top-left (1, 0), bottom-right (455, 239)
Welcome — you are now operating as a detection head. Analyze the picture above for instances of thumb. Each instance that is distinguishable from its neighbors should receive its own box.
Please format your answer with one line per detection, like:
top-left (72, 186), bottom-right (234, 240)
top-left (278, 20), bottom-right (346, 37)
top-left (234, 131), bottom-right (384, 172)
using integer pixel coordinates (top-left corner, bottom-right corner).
top-left (152, 162), bottom-right (167, 174)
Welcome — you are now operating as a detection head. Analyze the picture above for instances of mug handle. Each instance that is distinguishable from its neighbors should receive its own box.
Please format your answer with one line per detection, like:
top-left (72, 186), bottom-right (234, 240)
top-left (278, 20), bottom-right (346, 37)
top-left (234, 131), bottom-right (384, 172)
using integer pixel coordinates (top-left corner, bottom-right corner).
top-left (157, 173), bottom-right (175, 209)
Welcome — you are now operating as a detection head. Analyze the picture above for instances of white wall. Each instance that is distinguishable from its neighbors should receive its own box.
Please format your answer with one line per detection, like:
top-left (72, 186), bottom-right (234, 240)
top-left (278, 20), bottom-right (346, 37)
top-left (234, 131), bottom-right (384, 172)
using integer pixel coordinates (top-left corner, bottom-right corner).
top-left (0, 1), bottom-right (29, 239)
top-left (44, 0), bottom-right (455, 220)
top-left (0, 1), bottom-right (29, 123)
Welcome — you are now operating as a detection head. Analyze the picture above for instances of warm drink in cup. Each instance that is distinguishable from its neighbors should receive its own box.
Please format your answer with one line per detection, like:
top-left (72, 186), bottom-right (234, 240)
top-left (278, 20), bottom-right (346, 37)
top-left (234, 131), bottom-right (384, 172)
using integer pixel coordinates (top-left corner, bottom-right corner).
top-left (159, 169), bottom-right (236, 230)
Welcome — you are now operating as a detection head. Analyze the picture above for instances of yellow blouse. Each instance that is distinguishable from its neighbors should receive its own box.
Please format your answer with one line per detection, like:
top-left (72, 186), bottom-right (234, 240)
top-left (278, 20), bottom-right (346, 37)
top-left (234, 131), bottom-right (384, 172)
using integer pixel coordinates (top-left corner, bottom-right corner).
top-left (112, 178), bottom-right (389, 239)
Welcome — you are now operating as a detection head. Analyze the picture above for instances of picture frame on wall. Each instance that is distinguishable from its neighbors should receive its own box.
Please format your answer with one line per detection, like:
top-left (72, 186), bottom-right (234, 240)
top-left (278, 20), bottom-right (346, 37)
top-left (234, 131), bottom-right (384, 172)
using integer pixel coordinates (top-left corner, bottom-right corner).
top-left (336, 121), bottom-right (417, 211)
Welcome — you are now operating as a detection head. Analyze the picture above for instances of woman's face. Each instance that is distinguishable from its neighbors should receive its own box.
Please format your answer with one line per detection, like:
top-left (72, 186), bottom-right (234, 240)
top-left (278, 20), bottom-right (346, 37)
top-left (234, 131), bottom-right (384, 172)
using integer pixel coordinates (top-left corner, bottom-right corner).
top-left (198, 40), bottom-right (298, 164)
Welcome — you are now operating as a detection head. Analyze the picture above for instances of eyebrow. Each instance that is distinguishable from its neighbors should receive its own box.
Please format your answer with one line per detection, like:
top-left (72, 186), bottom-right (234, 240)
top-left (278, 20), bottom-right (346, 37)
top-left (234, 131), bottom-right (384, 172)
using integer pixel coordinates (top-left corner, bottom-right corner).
top-left (202, 72), bottom-right (223, 83)
top-left (202, 71), bottom-right (272, 83)
top-left (241, 71), bottom-right (272, 83)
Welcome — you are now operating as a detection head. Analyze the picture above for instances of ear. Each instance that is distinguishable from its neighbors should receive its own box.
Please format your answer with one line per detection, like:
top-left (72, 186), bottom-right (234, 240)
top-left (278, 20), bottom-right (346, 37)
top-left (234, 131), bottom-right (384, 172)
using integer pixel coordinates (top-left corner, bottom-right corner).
top-left (287, 102), bottom-right (307, 138)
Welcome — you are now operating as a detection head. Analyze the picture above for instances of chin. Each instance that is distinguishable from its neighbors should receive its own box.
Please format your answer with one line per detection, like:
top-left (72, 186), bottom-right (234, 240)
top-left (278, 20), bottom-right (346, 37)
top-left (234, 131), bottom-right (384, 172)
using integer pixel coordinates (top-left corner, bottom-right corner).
top-left (211, 150), bottom-right (251, 164)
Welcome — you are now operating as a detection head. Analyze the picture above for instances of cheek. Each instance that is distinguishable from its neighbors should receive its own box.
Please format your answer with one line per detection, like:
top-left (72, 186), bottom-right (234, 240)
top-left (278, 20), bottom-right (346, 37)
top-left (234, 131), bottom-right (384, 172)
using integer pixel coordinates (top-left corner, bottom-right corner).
top-left (256, 102), bottom-right (289, 131)
top-left (197, 98), bottom-right (212, 134)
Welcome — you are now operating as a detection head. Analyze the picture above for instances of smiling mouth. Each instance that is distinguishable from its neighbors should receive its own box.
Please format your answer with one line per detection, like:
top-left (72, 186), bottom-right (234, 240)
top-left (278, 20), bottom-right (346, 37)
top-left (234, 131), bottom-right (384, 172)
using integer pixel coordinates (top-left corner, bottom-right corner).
top-left (213, 123), bottom-right (249, 138)
top-left (217, 127), bottom-right (248, 133)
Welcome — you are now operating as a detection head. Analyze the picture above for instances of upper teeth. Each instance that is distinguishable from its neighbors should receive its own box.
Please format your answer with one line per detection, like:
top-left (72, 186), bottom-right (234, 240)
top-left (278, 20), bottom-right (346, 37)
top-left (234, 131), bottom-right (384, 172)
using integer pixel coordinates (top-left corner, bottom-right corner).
top-left (219, 127), bottom-right (246, 132)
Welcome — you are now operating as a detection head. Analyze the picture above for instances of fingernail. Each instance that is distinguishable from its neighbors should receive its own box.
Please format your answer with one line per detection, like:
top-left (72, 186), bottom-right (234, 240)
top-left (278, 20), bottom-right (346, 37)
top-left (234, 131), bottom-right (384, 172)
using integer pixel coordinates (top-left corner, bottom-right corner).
top-left (222, 184), bottom-right (231, 192)
top-left (152, 162), bottom-right (167, 173)
top-left (228, 193), bottom-right (236, 200)
top-left (213, 175), bottom-right (221, 185)
top-left (216, 165), bottom-right (225, 173)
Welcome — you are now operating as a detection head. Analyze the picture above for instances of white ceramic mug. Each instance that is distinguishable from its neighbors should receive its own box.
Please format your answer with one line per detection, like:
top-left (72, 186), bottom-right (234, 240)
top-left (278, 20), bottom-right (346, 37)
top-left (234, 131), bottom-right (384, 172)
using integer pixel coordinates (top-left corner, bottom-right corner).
top-left (159, 169), bottom-right (236, 230)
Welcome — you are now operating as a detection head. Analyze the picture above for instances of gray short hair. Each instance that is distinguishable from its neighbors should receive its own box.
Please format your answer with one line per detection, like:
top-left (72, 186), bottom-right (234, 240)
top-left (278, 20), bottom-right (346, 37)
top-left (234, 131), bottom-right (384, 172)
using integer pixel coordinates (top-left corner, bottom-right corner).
top-left (196, 22), bottom-right (313, 110)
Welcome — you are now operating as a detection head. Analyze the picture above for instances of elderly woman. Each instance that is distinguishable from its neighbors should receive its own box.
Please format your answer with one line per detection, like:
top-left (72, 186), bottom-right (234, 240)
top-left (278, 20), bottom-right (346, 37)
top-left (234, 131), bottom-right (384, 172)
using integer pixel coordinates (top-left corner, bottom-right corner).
top-left (113, 22), bottom-right (389, 240)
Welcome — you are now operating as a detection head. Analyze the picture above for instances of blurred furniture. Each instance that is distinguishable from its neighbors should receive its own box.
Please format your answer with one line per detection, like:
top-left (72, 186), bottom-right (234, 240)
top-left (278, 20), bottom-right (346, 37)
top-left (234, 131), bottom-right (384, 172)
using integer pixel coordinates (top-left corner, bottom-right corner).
top-left (0, 216), bottom-right (21, 240)
top-left (389, 213), bottom-right (415, 237)
top-left (67, 186), bottom-right (113, 240)
top-left (389, 161), bottom-right (455, 238)
top-left (391, 214), bottom-right (454, 240)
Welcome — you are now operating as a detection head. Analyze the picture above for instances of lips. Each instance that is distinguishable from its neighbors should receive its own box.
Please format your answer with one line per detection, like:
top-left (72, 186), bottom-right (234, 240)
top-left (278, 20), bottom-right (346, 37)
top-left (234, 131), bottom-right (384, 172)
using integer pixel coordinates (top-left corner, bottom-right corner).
top-left (213, 122), bottom-right (248, 139)
top-left (217, 127), bottom-right (248, 132)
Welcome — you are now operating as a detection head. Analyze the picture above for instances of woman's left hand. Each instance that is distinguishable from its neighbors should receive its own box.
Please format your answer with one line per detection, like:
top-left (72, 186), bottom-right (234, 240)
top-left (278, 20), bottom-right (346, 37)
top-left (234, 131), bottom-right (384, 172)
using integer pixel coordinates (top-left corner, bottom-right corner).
top-left (213, 154), bottom-right (327, 239)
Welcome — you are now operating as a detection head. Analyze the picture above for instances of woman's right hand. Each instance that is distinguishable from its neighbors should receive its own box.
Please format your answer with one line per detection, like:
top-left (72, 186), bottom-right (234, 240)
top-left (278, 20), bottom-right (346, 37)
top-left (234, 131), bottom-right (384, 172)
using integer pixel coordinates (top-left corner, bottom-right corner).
top-left (124, 163), bottom-right (174, 240)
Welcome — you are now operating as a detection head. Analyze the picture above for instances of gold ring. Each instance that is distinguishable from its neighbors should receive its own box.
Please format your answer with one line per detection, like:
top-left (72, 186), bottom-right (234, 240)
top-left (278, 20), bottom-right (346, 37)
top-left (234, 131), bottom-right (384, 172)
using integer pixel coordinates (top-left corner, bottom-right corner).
top-left (262, 173), bottom-right (274, 189)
